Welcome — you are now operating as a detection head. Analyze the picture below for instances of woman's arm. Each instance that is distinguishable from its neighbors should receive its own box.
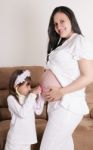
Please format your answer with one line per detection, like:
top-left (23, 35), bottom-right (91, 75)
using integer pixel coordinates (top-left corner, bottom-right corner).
top-left (43, 59), bottom-right (93, 101)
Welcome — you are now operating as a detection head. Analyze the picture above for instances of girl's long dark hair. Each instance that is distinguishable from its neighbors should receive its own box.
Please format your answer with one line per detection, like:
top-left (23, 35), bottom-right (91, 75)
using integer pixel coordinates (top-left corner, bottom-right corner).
top-left (47, 6), bottom-right (82, 61)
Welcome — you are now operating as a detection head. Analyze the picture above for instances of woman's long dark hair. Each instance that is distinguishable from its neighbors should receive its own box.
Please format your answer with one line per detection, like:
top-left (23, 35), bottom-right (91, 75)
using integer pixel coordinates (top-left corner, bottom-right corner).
top-left (47, 6), bottom-right (82, 61)
top-left (9, 69), bottom-right (31, 102)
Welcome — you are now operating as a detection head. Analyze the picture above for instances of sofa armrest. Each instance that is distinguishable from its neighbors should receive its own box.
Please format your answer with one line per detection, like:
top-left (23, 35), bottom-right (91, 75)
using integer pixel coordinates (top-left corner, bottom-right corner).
top-left (90, 108), bottom-right (93, 119)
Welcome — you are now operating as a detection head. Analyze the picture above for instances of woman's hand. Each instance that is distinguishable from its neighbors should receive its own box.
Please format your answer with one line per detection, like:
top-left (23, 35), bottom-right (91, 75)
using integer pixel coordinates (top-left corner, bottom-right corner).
top-left (42, 87), bottom-right (63, 102)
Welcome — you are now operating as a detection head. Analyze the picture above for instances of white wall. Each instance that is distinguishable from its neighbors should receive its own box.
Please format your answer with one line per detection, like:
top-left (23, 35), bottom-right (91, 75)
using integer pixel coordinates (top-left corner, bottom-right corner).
top-left (0, 0), bottom-right (93, 67)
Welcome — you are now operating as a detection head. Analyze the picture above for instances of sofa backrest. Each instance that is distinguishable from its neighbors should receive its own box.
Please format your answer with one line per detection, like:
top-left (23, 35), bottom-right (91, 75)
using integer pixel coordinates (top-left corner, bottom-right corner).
top-left (0, 66), bottom-right (93, 120)
top-left (0, 66), bottom-right (47, 121)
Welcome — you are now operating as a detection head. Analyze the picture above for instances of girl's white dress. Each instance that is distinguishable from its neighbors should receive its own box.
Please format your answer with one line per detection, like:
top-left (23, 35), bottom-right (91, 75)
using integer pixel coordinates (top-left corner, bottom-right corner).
top-left (4, 93), bottom-right (44, 150)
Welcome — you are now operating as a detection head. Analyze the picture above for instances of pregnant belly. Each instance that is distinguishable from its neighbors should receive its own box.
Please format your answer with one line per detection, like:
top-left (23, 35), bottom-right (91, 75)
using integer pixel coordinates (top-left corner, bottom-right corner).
top-left (40, 69), bottom-right (61, 90)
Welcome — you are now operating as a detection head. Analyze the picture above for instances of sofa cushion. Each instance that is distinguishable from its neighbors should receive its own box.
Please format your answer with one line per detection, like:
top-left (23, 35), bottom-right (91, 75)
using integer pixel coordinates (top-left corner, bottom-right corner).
top-left (79, 117), bottom-right (93, 128)
top-left (0, 108), bottom-right (11, 121)
top-left (36, 119), bottom-right (47, 140)
top-left (0, 90), bottom-right (9, 107)
top-left (0, 120), bottom-right (10, 137)
top-left (73, 117), bottom-right (93, 150)
top-left (0, 120), bottom-right (10, 149)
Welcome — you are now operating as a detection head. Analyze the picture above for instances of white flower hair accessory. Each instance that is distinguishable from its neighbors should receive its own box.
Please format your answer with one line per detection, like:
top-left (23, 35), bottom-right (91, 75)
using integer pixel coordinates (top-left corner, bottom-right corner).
top-left (14, 70), bottom-right (31, 86)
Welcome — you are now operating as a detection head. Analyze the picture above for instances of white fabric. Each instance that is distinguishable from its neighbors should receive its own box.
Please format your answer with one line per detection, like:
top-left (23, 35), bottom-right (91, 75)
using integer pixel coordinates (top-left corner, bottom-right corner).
top-left (4, 142), bottom-right (31, 150)
top-left (40, 106), bottom-right (83, 150)
top-left (47, 33), bottom-right (93, 114)
top-left (35, 94), bottom-right (45, 115)
top-left (14, 70), bottom-right (31, 86)
top-left (6, 93), bottom-right (44, 145)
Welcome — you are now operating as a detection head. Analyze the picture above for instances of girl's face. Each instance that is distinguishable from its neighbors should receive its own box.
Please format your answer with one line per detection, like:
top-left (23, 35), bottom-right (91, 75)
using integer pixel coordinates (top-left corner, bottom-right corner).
top-left (54, 12), bottom-right (73, 38)
top-left (17, 81), bottom-right (31, 96)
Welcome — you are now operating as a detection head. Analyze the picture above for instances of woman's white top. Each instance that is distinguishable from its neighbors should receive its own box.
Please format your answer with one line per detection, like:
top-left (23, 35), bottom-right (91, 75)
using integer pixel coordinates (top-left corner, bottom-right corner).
top-left (47, 33), bottom-right (93, 114)
top-left (6, 93), bottom-right (44, 145)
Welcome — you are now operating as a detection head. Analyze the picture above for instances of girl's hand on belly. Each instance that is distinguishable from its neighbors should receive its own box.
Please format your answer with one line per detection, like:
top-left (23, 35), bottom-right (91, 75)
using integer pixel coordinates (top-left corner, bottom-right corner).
top-left (43, 87), bottom-right (63, 102)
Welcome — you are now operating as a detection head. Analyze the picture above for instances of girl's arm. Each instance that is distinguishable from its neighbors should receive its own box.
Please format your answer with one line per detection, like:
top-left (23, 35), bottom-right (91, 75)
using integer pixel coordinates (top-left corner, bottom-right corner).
top-left (34, 95), bottom-right (45, 115)
top-left (7, 93), bottom-right (37, 118)
top-left (32, 86), bottom-right (45, 115)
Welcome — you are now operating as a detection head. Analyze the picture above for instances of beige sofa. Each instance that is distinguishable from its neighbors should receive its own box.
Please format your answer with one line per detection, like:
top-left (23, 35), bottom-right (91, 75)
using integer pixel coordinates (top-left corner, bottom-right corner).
top-left (0, 66), bottom-right (93, 150)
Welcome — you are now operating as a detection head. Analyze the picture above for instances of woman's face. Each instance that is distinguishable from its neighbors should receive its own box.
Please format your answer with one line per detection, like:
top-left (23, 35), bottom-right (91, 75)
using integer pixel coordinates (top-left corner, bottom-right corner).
top-left (54, 12), bottom-right (73, 38)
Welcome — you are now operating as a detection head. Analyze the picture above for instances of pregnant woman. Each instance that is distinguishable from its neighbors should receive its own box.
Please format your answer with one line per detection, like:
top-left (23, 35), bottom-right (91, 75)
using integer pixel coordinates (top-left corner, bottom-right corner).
top-left (40, 6), bottom-right (93, 150)
top-left (40, 69), bottom-right (62, 111)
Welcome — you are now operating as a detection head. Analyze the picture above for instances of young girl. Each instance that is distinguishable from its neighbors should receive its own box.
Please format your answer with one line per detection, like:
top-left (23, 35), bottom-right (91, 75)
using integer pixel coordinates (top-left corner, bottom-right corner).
top-left (4, 69), bottom-right (44, 150)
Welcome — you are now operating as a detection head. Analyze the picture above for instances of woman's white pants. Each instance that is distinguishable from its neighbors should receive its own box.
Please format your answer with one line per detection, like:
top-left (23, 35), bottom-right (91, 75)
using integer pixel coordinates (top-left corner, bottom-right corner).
top-left (40, 106), bottom-right (83, 150)
top-left (4, 142), bottom-right (31, 150)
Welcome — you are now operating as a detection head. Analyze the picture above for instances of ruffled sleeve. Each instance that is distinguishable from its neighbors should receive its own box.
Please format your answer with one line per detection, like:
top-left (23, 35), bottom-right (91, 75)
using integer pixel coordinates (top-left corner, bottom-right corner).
top-left (72, 35), bottom-right (93, 60)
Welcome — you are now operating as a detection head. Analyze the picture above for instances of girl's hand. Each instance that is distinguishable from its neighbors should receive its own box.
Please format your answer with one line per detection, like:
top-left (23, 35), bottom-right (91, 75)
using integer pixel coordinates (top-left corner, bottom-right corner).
top-left (32, 86), bottom-right (42, 95)
top-left (43, 87), bottom-right (63, 102)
